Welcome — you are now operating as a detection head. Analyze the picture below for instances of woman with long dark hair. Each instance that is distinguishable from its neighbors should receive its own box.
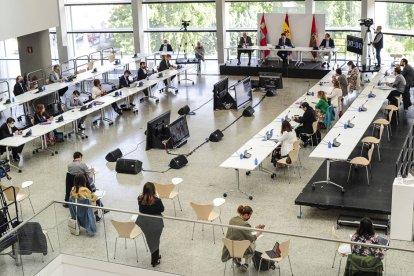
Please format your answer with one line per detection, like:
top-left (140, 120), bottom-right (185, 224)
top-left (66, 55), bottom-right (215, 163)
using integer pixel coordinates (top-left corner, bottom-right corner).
top-left (271, 120), bottom-right (296, 166)
top-left (70, 174), bottom-right (100, 221)
top-left (294, 102), bottom-right (317, 146)
top-left (351, 217), bottom-right (384, 259)
top-left (135, 182), bottom-right (164, 267)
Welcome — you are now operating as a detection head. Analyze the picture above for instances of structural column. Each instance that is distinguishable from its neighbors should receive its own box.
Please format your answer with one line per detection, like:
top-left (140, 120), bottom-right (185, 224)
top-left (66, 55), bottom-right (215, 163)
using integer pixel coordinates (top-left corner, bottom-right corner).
top-left (132, 0), bottom-right (145, 54)
top-left (305, 0), bottom-right (315, 14)
top-left (56, 0), bottom-right (69, 63)
top-left (216, 0), bottom-right (226, 63)
top-left (361, 0), bottom-right (375, 66)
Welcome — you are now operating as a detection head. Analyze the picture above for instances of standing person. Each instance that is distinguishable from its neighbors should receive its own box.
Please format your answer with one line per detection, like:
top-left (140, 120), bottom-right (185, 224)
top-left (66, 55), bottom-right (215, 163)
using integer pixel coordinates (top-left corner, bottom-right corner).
top-left (351, 217), bottom-right (385, 259)
top-left (118, 70), bottom-right (135, 107)
top-left (386, 66), bottom-right (406, 106)
top-left (194, 41), bottom-right (205, 61)
top-left (13, 75), bottom-right (27, 96)
top-left (65, 90), bottom-right (87, 130)
top-left (221, 205), bottom-right (264, 271)
top-left (0, 117), bottom-right (24, 162)
top-left (335, 68), bottom-right (348, 97)
top-left (294, 102), bottom-right (317, 147)
top-left (91, 79), bottom-right (122, 115)
top-left (319, 33), bottom-right (335, 68)
top-left (372, 26), bottom-right (383, 68)
top-left (237, 32), bottom-right (253, 66)
top-left (49, 65), bottom-right (68, 98)
top-left (159, 39), bottom-right (173, 52)
top-left (347, 61), bottom-right (359, 93)
top-left (135, 182), bottom-right (164, 267)
top-left (399, 58), bottom-right (414, 87)
top-left (276, 32), bottom-right (293, 64)
top-left (158, 54), bottom-right (177, 86)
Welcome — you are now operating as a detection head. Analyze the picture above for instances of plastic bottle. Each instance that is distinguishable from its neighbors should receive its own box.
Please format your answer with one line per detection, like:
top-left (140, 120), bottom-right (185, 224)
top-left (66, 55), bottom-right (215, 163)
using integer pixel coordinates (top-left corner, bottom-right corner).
top-left (12, 97), bottom-right (15, 103)
top-left (254, 158), bottom-right (258, 165)
top-left (328, 141), bottom-right (332, 148)
top-left (344, 122), bottom-right (348, 129)
top-left (119, 90), bottom-right (122, 96)
top-left (239, 153), bottom-right (243, 160)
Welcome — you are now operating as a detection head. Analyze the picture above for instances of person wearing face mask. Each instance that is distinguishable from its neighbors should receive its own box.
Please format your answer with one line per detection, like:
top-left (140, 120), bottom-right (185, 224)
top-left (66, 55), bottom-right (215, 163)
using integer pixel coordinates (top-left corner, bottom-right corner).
top-left (0, 117), bottom-right (24, 162)
top-left (13, 75), bottom-right (27, 96)
top-left (158, 39), bottom-right (173, 52)
top-left (119, 70), bottom-right (136, 108)
top-left (138, 62), bottom-right (154, 97)
top-left (65, 90), bottom-right (87, 130)
top-left (386, 66), bottom-right (406, 106)
top-left (221, 205), bottom-right (264, 271)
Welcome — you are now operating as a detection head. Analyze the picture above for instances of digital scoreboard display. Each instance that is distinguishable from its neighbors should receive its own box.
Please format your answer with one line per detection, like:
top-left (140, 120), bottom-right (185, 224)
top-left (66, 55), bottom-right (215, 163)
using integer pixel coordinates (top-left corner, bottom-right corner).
top-left (346, 35), bottom-right (363, 55)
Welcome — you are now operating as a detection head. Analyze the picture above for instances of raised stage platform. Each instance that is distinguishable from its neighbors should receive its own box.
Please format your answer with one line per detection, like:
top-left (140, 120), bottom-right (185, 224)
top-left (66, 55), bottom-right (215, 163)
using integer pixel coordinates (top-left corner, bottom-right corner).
top-left (219, 58), bottom-right (333, 79)
top-left (295, 110), bottom-right (414, 216)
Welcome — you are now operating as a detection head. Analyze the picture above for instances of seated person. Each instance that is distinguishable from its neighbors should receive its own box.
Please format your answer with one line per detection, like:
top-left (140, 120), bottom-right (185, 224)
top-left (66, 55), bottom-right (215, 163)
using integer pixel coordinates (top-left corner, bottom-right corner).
top-left (386, 66), bottom-right (406, 106)
top-left (158, 54), bottom-right (177, 86)
top-left (159, 39), bottom-right (173, 52)
top-left (237, 32), bottom-right (253, 66)
top-left (65, 90), bottom-right (87, 130)
top-left (277, 32), bottom-right (293, 63)
top-left (319, 33), bottom-right (335, 67)
top-left (351, 217), bottom-right (385, 259)
top-left (294, 102), bottom-right (317, 146)
top-left (13, 75), bottom-right (27, 96)
top-left (0, 117), bottom-right (24, 162)
top-left (91, 79), bottom-right (122, 115)
top-left (118, 70), bottom-right (135, 107)
top-left (329, 78), bottom-right (344, 113)
top-left (49, 64), bottom-right (68, 98)
top-left (271, 120), bottom-right (296, 166)
top-left (70, 174), bottom-right (101, 222)
top-left (138, 61), bottom-right (154, 97)
top-left (194, 41), bottom-right (205, 62)
top-left (315, 90), bottom-right (329, 115)
top-left (34, 103), bottom-right (57, 144)
top-left (222, 205), bottom-right (264, 271)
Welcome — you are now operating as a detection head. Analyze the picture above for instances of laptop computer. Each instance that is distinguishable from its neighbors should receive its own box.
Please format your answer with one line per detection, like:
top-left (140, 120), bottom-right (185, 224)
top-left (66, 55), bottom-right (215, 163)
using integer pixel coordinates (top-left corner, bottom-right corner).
top-left (265, 242), bottom-right (281, 259)
top-left (130, 82), bottom-right (138, 88)
top-left (23, 129), bottom-right (32, 137)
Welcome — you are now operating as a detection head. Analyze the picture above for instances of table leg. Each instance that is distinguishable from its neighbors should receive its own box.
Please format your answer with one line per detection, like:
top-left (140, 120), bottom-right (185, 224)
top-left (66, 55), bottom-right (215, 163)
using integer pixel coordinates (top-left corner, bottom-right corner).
top-left (312, 159), bottom-right (345, 193)
top-left (223, 169), bottom-right (253, 200)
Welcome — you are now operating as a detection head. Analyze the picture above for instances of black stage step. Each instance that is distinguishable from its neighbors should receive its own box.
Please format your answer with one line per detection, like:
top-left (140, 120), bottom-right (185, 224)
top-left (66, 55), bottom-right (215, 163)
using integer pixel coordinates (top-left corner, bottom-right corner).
top-left (220, 59), bottom-right (332, 79)
top-left (295, 110), bottom-right (414, 215)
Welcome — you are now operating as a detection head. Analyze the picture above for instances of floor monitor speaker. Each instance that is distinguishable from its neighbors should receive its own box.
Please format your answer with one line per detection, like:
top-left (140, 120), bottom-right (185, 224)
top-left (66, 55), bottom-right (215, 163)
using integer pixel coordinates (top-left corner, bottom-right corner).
top-left (209, 129), bottom-right (224, 142)
top-left (105, 148), bottom-right (123, 162)
top-left (115, 159), bottom-right (142, 174)
top-left (169, 155), bottom-right (188, 169)
top-left (242, 106), bottom-right (255, 117)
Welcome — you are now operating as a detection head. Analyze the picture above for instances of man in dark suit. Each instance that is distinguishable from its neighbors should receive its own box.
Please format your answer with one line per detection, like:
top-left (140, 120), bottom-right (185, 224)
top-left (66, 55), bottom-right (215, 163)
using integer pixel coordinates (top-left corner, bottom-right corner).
top-left (319, 33), bottom-right (335, 67)
top-left (13, 75), bottom-right (27, 96)
top-left (159, 39), bottom-right (173, 52)
top-left (138, 62), bottom-right (153, 97)
top-left (158, 54), bottom-right (176, 86)
top-left (119, 70), bottom-right (135, 107)
top-left (277, 33), bottom-right (293, 63)
top-left (399, 58), bottom-right (414, 109)
top-left (0, 117), bottom-right (24, 162)
top-left (237, 32), bottom-right (253, 66)
top-left (372, 25), bottom-right (383, 68)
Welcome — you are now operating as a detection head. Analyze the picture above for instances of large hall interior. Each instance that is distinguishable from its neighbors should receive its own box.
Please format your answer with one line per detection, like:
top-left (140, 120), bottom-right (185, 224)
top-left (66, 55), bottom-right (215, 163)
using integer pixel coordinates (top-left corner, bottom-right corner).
top-left (1, 0), bottom-right (414, 275)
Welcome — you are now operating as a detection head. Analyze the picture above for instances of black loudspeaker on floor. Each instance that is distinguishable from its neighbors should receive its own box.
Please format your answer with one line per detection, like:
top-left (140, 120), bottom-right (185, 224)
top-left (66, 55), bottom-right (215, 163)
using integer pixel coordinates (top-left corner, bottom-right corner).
top-left (115, 159), bottom-right (142, 174)
top-left (169, 155), bottom-right (188, 169)
top-left (209, 129), bottom-right (224, 142)
top-left (105, 148), bottom-right (123, 162)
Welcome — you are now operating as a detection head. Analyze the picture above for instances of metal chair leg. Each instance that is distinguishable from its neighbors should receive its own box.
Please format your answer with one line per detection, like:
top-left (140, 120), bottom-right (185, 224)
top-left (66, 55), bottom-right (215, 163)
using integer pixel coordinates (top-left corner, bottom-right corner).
top-left (212, 222), bottom-right (216, 244)
top-left (296, 164), bottom-right (301, 178)
top-left (172, 199), bottom-right (177, 217)
top-left (28, 198), bottom-right (35, 214)
top-left (378, 144), bottom-right (381, 161)
top-left (287, 166), bottom-right (291, 184)
top-left (191, 222), bottom-right (196, 240)
top-left (177, 195), bottom-right (183, 211)
top-left (338, 257), bottom-right (343, 276)
top-left (219, 216), bottom-right (225, 234)
top-left (347, 164), bottom-right (353, 182)
top-left (142, 235), bottom-right (148, 252)
top-left (45, 232), bottom-right (54, 252)
top-left (366, 166), bottom-right (370, 185)
top-left (332, 250), bottom-right (337, 268)
top-left (113, 237), bottom-right (117, 259)
top-left (134, 239), bottom-right (139, 262)
top-left (288, 255), bottom-right (293, 276)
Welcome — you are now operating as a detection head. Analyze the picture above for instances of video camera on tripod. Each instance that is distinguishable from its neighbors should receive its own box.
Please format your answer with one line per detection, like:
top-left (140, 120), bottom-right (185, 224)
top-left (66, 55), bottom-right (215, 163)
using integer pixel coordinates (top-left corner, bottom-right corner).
top-left (181, 20), bottom-right (191, 30)
top-left (359, 18), bottom-right (374, 28)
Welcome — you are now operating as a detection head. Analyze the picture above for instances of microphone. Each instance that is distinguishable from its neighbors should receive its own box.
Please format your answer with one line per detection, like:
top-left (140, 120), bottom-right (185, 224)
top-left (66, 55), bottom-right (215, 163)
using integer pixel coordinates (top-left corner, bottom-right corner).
top-left (347, 116), bottom-right (355, 128)
top-left (360, 99), bottom-right (368, 112)
top-left (333, 134), bottom-right (341, 147)
top-left (284, 110), bottom-right (291, 122)
top-left (368, 88), bottom-right (376, 98)
top-left (243, 147), bottom-right (252, 159)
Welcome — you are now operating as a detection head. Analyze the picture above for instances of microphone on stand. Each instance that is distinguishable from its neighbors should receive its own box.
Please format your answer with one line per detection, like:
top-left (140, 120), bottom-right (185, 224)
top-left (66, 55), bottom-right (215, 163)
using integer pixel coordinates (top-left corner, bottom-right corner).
top-left (243, 147), bottom-right (252, 159)
top-left (333, 133), bottom-right (341, 147)
top-left (284, 110), bottom-right (291, 122)
top-left (360, 99), bottom-right (368, 112)
top-left (347, 116), bottom-right (355, 128)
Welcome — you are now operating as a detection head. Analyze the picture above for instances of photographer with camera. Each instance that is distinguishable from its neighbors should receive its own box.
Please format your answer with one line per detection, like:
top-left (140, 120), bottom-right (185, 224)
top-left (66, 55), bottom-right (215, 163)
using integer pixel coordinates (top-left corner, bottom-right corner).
top-left (159, 39), bottom-right (173, 52)
top-left (372, 25), bottom-right (383, 68)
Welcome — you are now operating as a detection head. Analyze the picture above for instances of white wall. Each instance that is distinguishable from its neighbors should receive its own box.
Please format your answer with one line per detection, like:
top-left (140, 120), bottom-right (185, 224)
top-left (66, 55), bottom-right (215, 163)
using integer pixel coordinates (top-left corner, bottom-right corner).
top-left (257, 13), bottom-right (325, 60)
top-left (0, 0), bottom-right (59, 41)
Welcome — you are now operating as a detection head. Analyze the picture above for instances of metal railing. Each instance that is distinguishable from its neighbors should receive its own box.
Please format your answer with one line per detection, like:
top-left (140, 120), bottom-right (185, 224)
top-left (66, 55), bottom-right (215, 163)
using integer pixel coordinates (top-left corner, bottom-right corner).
top-left (0, 80), bottom-right (11, 99)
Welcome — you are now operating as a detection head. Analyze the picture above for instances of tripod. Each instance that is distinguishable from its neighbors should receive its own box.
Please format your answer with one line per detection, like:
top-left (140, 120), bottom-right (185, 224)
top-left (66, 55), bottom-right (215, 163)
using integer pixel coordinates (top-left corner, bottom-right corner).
top-left (176, 25), bottom-right (195, 85)
top-left (359, 26), bottom-right (375, 70)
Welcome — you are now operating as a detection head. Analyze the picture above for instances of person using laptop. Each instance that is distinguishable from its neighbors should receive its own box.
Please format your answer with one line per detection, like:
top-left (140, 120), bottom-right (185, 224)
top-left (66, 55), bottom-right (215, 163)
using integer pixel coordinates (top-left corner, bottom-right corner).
top-left (294, 102), bottom-right (317, 147)
top-left (351, 217), bottom-right (385, 259)
top-left (221, 205), bottom-right (264, 271)
top-left (34, 103), bottom-right (58, 145)
top-left (158, 54), bottom-right (177, 86)
top-left (237, 32), bottom-right (254, 66)
top-left (91, 79), bottom-right (122, 116)
top-left (276, 33), bottom-right (293, 64)
top-left (65, 90), bottom-right (87, 131)
top-left (0, 117), bottom-right (24, 162)
top-left (119, 70), bottom-right (136, 108)
top-left (138, 61), bottom-right (154, 97)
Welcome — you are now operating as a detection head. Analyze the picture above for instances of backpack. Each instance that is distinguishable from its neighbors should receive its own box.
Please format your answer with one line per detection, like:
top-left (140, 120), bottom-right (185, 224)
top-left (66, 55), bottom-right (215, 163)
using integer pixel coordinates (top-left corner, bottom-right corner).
top-left (253, 251), bottom-right (274, 271)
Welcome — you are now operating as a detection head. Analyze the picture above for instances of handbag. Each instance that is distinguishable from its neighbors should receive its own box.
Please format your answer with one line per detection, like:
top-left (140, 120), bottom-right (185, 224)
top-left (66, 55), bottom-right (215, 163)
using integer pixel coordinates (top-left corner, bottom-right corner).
top-left (68, 199), bottom-right (80, 235)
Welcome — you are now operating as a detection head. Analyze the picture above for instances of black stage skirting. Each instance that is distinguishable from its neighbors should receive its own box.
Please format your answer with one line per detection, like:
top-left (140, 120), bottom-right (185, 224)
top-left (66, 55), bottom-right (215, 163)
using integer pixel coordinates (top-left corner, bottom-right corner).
top-left (219, 58), bottom-right (332, 79)
top-left (295, 110), bottom-right (413, 215)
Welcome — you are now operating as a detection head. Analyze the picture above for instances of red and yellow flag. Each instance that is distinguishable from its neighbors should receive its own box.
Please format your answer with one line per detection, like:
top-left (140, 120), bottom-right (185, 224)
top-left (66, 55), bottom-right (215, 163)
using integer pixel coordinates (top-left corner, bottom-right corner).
top-left (309, 14), bottom-right (318, 58)
top-left (259, 14), bottom-right (270, 57)
top-left (282, 13), bottom-right (292, 40)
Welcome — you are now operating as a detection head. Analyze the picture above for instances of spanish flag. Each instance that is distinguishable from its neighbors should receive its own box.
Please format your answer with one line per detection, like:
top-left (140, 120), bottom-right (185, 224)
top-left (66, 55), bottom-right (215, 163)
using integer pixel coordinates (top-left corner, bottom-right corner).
top-left (282, 13), bottom-right (292, 40)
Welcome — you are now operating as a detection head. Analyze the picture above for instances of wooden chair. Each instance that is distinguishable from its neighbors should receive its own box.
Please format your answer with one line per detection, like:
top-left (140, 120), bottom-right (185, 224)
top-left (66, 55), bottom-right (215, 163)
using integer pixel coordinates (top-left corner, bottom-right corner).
top-left (76, 68), bottom-right (86, 74)
top-left (299, 121), bottom-right (319, 147)
top-left (361, 124), bottom-right (384, 161)
top-left (87, 61), bottom-right (94, 71)
top-left (384, 102), bottom-right (400, 125)
top-left (293, 139), bottom-right (302, 167)
top-left (258, 240), bottom-right (293, 276)
top-left (331, 226), bottom-right (351, 276)
top-left (347, 144), bottom-right (374, 185)
top-left (154, 182), bottom-right (182, 216)
top-left (276, 146), bottom-right (301, 184)
top-left (1, 184), bottom-right (35, 219)
top-left (190, 202), bottom-right (223, 244)
top-left (372, 107), bottom-right (394, 141)
top-left (110, 220), bottom-right (148, 262)
top-left (222, 238), bottom-right (251, 276)
top-left (108, 54), bottom-right (116, 63)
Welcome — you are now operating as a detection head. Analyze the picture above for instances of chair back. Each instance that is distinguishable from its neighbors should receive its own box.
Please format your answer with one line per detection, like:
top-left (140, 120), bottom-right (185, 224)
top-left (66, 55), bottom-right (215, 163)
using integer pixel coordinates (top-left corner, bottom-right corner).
top-left (154, 183), bottom-right (175, 199)
top-left (1, 185), bottom-right (19, 202)
top-left (222, 238), bottom-right (251, 258)
top-left (367, 144), bottom-right (375, 163)
top-left (279, 240), bottom-right (291, 259)
top-left (312, 121), bottom-right (318, 134)
top-left (111, 220), bottom-right (138, 239)
top-left (87, 61), bottom-right (94, 70)
top-left (190, 202), bottom-right (214, 221)
top-left (397, 95), bottom-right (403, 109)
top-left (288, 147), bottom-right (300, 163)
top-left (108, 54), bottom-right (116, 63)
top-left (293, 139), bottom-right (301, 150)
top-left (77, 68), bottom-right (86, 74)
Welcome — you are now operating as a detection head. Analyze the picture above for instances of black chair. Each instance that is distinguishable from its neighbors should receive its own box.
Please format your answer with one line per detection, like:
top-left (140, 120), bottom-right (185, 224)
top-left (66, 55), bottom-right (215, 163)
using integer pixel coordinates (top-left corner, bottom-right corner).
top-left (64, 172), bottom-right (98, 203)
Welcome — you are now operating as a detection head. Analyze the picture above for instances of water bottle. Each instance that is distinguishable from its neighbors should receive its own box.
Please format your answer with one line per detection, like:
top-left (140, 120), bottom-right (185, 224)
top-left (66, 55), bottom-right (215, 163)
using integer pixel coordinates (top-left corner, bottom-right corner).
top-left (12, 97), bottom-right (15, 103)
top-left (270, 129), bottom-right (273, 137)
top-left (146, 76), bottom-right (149, 81)
top-left (328, 141), bottom-right (332, 148)
top-left (344, 122), bottom-right (348, 129)
top-left (254, 158), bottom-right (258, 166)
top-left (119, 90), bottom-right (122, 96)
top-left (93, 101), bottom-right (97, 107)
top-left (311, 91), bottom-right (314, 96)
top-left (397, 172), bottom-right (403, 185)
top-left (319, 81), bottom-right (322, 86)
top-left (239, 153), bottom-right (243, 160)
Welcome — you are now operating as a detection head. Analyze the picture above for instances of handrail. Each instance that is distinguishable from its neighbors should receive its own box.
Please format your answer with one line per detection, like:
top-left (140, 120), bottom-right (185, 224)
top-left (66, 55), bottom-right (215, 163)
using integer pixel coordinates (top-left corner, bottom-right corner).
top-left (1, 200), bottom-right (413, 254)
top-left (60, 59), bottom-right (77, 76)
top-left (26, 69), bottom-right (46, 90)
top-left (89, 51), bottom-right (103, 66)
top-left (74, 55), bottom-right (90, 73)
top-left (0, 80), bottom-right (11, 99)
